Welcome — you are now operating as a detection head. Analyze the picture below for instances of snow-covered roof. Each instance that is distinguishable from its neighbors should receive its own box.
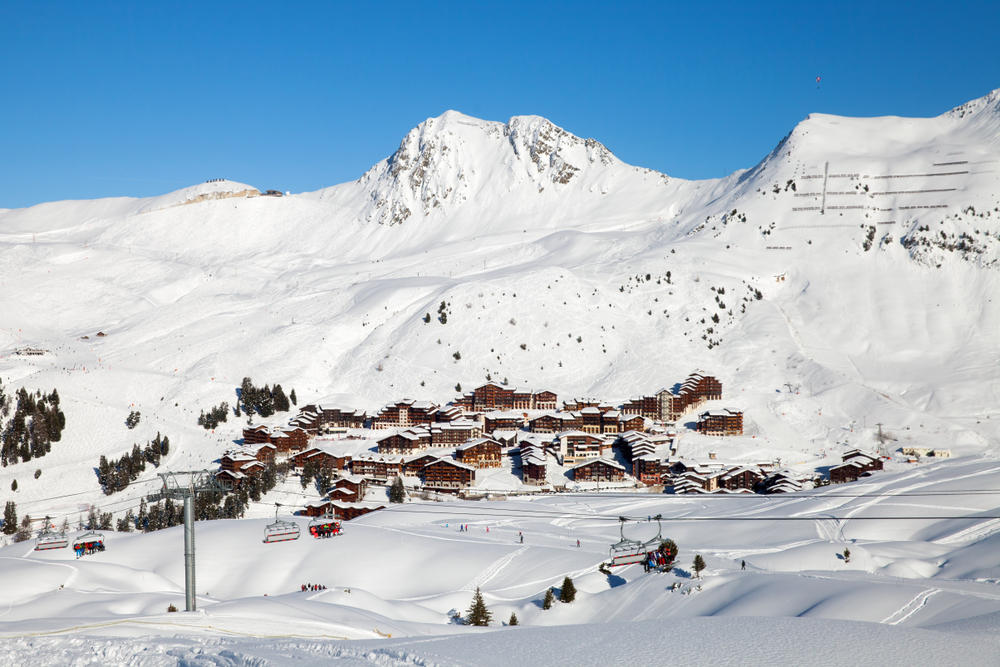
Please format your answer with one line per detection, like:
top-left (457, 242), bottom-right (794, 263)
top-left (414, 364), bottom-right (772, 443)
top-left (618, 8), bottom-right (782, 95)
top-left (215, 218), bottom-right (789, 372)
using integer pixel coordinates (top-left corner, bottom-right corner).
top-left (569, 457), bottom-right (625, 471)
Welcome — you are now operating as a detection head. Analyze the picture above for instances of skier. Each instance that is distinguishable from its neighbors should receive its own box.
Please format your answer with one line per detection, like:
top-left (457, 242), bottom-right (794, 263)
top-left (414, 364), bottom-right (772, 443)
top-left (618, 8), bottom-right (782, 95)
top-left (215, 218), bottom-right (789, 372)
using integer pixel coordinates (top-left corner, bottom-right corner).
top-left (741, 560), bottom-right (746, 571)
top-left (576, 539), bottom-right (581, 548)
top-left (519, 532), bottom-right (524, 544)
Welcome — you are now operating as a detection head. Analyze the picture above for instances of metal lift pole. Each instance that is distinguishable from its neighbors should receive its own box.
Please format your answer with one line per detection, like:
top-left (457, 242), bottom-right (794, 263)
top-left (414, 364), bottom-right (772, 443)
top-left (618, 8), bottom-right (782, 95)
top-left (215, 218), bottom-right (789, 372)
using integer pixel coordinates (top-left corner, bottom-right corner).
top-left (183, 493), bottom-right (196, 612)
top-left (149, 470), bottom-right (221, 613)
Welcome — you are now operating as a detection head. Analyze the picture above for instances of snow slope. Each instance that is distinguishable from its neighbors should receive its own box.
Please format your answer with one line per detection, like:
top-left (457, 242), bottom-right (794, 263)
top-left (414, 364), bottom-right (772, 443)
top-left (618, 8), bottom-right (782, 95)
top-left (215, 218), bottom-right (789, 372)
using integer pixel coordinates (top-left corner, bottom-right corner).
top-left (1, 460), bottom-right (999, 663)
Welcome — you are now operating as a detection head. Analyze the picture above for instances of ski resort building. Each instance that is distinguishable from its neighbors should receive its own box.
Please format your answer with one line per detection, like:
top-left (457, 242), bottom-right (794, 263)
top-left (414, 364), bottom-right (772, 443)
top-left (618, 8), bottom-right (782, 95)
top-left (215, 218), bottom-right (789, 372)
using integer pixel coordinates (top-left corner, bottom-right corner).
top-left (520, 451), bottom-right (547, 485)
top-left (570, 458), bottom-right (627, 483)
top-left (422, 458), bottom-right (476, 490)
top-left (829, 451), bottom-right (883, 484)
top-left (376, 427), bottom-right (432, 454)
top-left (455, 438), bottom-right (502, 468)
top-left (696, 409), bottom-right (744, 435)
top-left (457, 383), bottom-right (558, 411)
top-left (372, 400), bottom-right (440, 429)
top-left (350, 453), bottom-right (403, 481)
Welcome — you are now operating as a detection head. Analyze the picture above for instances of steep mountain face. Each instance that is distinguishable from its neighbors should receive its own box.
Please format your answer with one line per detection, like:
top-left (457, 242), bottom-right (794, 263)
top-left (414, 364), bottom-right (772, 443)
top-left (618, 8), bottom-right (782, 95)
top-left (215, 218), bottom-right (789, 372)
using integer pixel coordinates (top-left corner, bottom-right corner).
top-left (1, 90), bottom-right (999, 522)
top-left (314, 111), bottom-right (681, 232)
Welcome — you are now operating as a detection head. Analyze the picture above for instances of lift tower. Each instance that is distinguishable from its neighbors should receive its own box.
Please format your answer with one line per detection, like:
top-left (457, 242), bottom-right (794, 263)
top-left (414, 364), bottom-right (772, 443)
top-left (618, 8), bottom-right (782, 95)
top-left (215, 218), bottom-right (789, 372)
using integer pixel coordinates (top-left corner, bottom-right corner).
top-left (147, 470), bottom-right (222, 612)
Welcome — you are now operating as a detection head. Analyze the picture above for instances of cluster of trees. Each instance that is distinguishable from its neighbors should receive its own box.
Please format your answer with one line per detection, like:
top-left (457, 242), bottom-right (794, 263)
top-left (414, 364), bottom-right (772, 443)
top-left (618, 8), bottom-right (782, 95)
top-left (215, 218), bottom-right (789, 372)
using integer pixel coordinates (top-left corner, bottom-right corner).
top-left (197, 402), bottom-right (230, 430)
top-left (300, 460), bottom-right (334, 494)
top-left (238, 378), bottom-right (294, 419)
top-left (117, 462), bottom-right (289, 533)
top-left (125, 410), bottom-right (141, 429)
top-left (96, 433), bottom-right (170, 495)
top-left (542, 576), bottom-right (577, 609)
top-left (0, 382), bottom-right (67, 466)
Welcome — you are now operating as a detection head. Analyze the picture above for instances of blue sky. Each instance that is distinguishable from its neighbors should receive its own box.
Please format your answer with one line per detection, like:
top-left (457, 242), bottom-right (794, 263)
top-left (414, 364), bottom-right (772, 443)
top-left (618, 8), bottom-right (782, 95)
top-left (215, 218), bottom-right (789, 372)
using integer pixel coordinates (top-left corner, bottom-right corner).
top-left (1, 1), bottom-right (997, 208)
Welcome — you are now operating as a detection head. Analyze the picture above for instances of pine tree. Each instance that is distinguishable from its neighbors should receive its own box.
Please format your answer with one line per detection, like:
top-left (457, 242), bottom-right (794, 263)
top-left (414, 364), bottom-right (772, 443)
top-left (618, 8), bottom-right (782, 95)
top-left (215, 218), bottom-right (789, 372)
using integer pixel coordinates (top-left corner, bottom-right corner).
top-left (508, 612), bottom-right (518, 626)
top-left (465, 587), bottom-right (492, 626)
top-left (15, 513), bottom-right (31, 542)
top-left (843, 547), bottom-right (851, 563)
top-left (2, 501), bottom-right (17, 535)
top-left (693, 554), bottom-right (706, 578)
top-left (289, 389), bottom-right (297, 406)
top-left (559, 576), bottom-right (576, 603)
top-left (10, 479), bottom-right (16, 492)
top-left (542, 587), bottom-right (554, 610)
top-left (273, 384), bottom-right (290, 412)
top-left (389, 476), bottom-right (406, 503)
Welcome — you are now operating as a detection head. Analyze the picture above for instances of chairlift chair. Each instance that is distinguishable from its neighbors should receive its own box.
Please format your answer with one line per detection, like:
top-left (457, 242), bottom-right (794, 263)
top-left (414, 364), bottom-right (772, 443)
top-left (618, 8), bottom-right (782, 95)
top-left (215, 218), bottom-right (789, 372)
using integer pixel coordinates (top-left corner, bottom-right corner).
top-left (608, 515), bottom-right (663, 567)
top-left (73, 531), bottom-right (106, 556)
top-left (263, 505), bottom-right (300, 544)
top-left (308, 510), bottom-right (342, 539)
top-left (34, 526), bottom-right (68, 551)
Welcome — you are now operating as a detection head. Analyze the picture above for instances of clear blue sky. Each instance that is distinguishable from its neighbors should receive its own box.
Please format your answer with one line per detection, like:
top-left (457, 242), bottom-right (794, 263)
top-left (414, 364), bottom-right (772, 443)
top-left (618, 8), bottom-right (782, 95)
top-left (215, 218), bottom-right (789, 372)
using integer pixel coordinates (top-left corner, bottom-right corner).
top-left (2, 1), bottom-right (997, 209)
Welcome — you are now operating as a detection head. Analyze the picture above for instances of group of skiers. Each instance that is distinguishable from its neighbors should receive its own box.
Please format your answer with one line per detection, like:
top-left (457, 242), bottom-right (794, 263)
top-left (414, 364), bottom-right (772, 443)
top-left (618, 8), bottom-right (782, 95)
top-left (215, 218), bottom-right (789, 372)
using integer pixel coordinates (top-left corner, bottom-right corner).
top-left (300, 583), bottom-right (327, 592)
top-left (308, 523), bottom-right (341, 538)
top-left (74, 541), bottom-right (104, 558)
top-left (642, 545), bottom-right (676, 573)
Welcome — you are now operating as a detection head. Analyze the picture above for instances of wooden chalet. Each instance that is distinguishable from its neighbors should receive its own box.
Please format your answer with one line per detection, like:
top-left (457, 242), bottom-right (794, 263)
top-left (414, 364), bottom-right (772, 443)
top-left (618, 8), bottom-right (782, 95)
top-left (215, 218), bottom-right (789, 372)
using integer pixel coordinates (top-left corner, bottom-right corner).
top-left (618, 413), bottom-right (645, 433)
top-left (830, 451), bottom-right (883, 484)
top-left (465, 383), bottom-right (558, 411)
top-left (455, 438), bottom-right (502, 468)
top-left (719, 466), bottom-right (763, 491)
top-left (350, 453), bottom-right (403, 481)
top-left (331, 501), bottom-right (385, 521)
top-left (430, 420), bottom-right (483, 446)
top-left (520, 451), bottom-right (547, 485)
top-left (305, 404), bottom-right (367, 429)
top-left (303, 499), bottom-right (334, 517)
top-left (402, 453), bottom-right (439, 476)
top-left (483, 411), bottom-right (526, 433)
top-left (372, 399), bottom-right (439, 429)
top-left (696, 409), bottom-right (744, 436)
top-left (377, 427), bottom-right (431, 454)
top-left (570, 458), bottom-right (627, 483)
top-left (670, 372), bottom-right (723, 420)
top-left (558, 431), bottom-right (607, 464)
top-left (529, 412), bottom-right (579, 433)
top-left (621, 395), bottom-right (659, 420)
top-left (328, 475), bottom-right (367, 502)
top-left (562, 398), bottom-right (601, 412)
top-left (422, 457), bottom-right (476, 490)
top-left (632, 455), bottom-right (663, 486)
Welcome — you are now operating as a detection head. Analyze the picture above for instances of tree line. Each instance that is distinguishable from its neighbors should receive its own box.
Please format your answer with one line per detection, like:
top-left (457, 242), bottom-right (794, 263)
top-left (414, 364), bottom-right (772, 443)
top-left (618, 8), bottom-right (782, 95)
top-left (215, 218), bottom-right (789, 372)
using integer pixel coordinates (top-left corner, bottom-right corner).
top-left (96, 433), bottom-right (170, 495)
top-left (0, 381), bottom-right (66, 466)
top-left (238, 378), bottom-right (295, 419)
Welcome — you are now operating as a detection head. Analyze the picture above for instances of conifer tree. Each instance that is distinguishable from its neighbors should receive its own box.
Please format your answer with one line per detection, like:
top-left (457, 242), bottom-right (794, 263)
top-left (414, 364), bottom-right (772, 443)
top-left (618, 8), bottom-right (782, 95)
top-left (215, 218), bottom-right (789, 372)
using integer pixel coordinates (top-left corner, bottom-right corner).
top-left (693, 554), bottom-right (706, 578)
top-left (843, 547), bottom-right (851, 563)
top-left (465, 587), bottom-right (492, 626)
top-left (15, 513), bottom-right (31, 542)
top-left (289, 389), bottom-right (297, 406)
top-left (559, 576), bottom-right (576, 603)
top-left (389, 476), bottom-right (406, 503)
top-left (2, 501), bottom-right (17, 535)
top-left (508, 612), bottom-right (518, 626)
top-left (542, 587), bottom-right (554, 609)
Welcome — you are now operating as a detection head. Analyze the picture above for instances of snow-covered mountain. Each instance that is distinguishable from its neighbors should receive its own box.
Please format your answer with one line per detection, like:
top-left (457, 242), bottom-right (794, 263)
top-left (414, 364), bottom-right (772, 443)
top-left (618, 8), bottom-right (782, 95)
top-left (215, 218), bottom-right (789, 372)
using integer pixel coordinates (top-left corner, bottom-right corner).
top-left (2, 88), bottom-right (1000, 663)
top-left (1, 89), bottom-right (999, 521)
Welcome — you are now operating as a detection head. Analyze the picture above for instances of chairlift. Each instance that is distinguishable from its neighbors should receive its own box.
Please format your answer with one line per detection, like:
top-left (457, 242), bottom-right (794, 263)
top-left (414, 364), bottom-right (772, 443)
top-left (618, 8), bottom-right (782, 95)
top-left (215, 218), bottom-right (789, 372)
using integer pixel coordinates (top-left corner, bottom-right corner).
top-left (608, 515), bottom-right (663, 567)
top-left (73, 531), bottom-right (106, 557)
top-left (308, 511), bottom-right (343, 539)
top-left (34, 525), bottom-right (68, 551)
top-left (263, 504), bottom-right (300, 544)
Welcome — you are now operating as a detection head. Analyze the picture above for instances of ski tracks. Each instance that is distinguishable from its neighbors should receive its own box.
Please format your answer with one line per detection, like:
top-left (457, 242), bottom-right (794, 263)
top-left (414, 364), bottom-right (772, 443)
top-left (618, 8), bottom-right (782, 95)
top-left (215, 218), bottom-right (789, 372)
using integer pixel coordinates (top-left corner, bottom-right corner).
top-left (881, 588), bottom-right (939, 625)
top-left (463, 545), bottom-right (528, 592)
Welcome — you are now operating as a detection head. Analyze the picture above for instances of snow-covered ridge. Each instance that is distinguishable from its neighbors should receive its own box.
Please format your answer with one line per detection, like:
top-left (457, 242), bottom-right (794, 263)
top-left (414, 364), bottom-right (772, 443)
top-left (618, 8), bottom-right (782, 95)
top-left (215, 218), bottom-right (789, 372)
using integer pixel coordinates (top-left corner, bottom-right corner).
top-left (326, 110), bottom-right (673, 226)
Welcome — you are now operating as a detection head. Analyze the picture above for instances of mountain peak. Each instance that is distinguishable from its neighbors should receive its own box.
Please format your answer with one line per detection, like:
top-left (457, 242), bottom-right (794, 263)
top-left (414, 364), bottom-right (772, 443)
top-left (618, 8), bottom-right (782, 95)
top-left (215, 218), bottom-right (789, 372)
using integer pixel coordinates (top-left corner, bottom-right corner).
top-left (350, 112), bottom-right (643, 226)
